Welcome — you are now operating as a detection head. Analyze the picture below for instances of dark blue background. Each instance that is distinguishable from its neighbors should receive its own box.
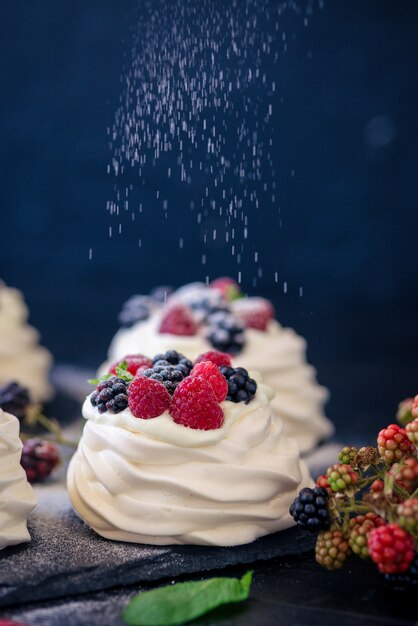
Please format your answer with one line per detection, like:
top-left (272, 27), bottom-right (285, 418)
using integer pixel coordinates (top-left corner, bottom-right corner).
top-left (0, 1), bottom-right (417, 440)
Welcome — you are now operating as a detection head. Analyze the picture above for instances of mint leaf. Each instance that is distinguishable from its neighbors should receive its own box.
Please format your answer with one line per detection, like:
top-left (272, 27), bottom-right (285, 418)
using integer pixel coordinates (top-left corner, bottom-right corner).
top-left (88, 360), bottom-right (133, 386)
top-left (123, 571), bottom-right (253, 626)
top-left (115, 365), bottom-right (134, 381)
top-left (88, 374), bottom-right (111, 385)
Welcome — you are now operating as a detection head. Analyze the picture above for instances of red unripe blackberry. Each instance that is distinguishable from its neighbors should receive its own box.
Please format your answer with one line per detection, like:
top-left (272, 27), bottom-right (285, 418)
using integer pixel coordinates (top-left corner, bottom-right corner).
top-left (21, 438), bottom-right (60, 483)
top-left (397, 498), bottom-right (418, 536)
top-left (377, 424), bottom-right (415, 464)
top-left (368, 523), bottom-right (414, 574)
top-left (348, 513), bottom-right (385, 559)
top-left (315, 529), bottom-right (350, 570)
top-left (326, 463), bottom-right (359, 493)
top-left (406, 418), bottom-right (418, 446)
top-left (390, 456), bottom-right (418, 494)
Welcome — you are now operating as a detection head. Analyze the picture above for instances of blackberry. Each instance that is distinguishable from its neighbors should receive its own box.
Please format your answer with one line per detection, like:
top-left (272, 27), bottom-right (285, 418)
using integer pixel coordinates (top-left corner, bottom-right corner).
top-left (91, 377), bottom-right (128, 414)
top-left (152, 350), bottom-right (193, 375)
top-left (384, 553), bottom-right (418, 593)
top-left (149, 285), bottom-right (173, 303)
top-left (290, 487), bottom-right (330, 533)
top-left (142, 366), bottom-right (184, 395)
top-left (0, 381), bottom-right (31, 420)
top-left (21, 438), bottom-right (60, 483)
top-left (219, 366), bottom-right (257, 404)
top-left (206, 311), bottom-right (246, 355)
top-left (118, 295), bottom-right (152, 328)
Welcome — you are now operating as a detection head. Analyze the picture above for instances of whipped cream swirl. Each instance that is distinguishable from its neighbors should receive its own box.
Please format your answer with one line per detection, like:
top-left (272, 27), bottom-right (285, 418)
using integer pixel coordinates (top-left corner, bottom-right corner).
top-left (0, 409), bottom-right (37, 550)
top-left (0, 284), bottom-right (53, 402)
top-left (68, 383), bottom-right (311, 546)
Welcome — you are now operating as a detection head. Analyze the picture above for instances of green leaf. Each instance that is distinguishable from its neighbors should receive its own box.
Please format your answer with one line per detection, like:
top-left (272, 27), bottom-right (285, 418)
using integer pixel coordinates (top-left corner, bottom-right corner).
top-left (115, 365), bottom-right (134, 381)
top-left (123, 571), bottom-right (253, 626)
top-left (88, 373), bottom-right (111, 386)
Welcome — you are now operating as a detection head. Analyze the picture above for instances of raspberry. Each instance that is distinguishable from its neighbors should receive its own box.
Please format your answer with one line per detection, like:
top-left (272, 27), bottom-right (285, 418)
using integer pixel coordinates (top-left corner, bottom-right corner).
top-left (232, 297), bottom-right (275, 331)
top-left (109, 354), bottom-right (153, 377)
top-left (289, 487), bottom-right (330, 533)
top-left (128, 376), bottom-right (171, 419)
top-left (316, 474), bottom-right (332, 494)
top-left (369, 524), bottom-right (415, 574)
top-left (406, 418), bottom-right (418, 446)
top-left (0, 381), bottom-right (31, 421)
top-left (210, 277), bottom-right (241, 300)
top-left (348, 513), bottom-right (385, 559)
top-left (338, 446), bottom-right (359, 466)
top-left (118, 295), bottom-right (153, 328)
top-left (396, 398), bottom-right (415, 426)
top-left (159, 304), bottom-right (197, 336)
top-left (377, 424), bottom-right (415, 464)
top-left (326, 463), bottom-right (359, 493)
top-left (190, 361), bottom-right (228, 403)
top-left (21, 439), bottom-right (60, 483)
top-left (91, 377), bottom-right (129, 414)
top-left (384, 553), bottom-right (418, 592)
top-left (219, 366), bottom-right (257, 404)
top-left (397, 499), bottom-right (418, 535)
top-left (205, 311), bottom-right (245, 355)
top-left (315, 530), bottom-right (350, 570)
top-left (170, 376), bottom-right (224, 430)
top-left (390, 456), bottom-right (418, 494)
top-left (194, 350), bottom-right (232, 368)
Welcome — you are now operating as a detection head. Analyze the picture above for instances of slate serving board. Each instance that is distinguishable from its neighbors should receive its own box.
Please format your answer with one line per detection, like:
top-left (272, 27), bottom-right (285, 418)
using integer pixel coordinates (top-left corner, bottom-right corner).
top-left (0, 501), bottom-right (314, 608)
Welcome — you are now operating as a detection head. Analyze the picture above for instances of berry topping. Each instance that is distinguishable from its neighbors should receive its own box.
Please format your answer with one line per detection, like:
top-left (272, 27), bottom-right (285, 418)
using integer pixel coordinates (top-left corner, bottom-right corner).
top-left (159, 304), bottom-right (198, 336)
top-left (194, 350), bottom-right (232, 368)
top-left (109, 354), bottom-right (153, 377)
top-left (205, 311), bottom-right (245, 355)
top-left (315, 529), bottom-right (351, 570)
top-left (289, 487), bottom-right (330, 533)
top-left (219, 366), bottom-right (257, 404)
top-left (326, 463), bottom-right (359, 493)
top-left (152, 350), bottom-right (193, 376)
top-left (149, 285), bottom-right (173, 303)
top-left (170, 376), bottom-right (224, 430)
top-left (210, 276), bottom-right (241, 300)
top-left (118, 295), bottom-right (153, 328)
top-left (128, 376), bottom-right (171, 419)
top-left (190, 361), bottom-right (228, 403)
top-left (348, 513), bottom-right (385, 559)
top-left (21, 438), bottom-right (60, 483)
top-left (0, 381), bottom-right (31, 420)
top-left (142, 366), bottom-right (185, 395)
top-left (368, 523), bottom-right (415, 574)
top-left (232, 297), bottom-right (275, 331)
top-left (91, 377), bottom-right (129, 414)
top-left (377, 424), bottom-right (415, 464)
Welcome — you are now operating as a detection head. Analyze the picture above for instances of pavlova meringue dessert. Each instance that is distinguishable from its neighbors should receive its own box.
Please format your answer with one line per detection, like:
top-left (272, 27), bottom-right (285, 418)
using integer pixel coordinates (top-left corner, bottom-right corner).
top-left (105, 279), bottom-right (333, 453)
top-left (0, 408), bottom-right (37, 550)
top-left (0, 281), bottom-right (53, 402)
top-left (68, 349), bottom-right (311, 546)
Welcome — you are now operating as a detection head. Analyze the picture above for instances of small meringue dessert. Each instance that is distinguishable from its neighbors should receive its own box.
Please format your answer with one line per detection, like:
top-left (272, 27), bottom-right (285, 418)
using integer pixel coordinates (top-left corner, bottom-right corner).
top-left (0, 281), bottom-right (53, 402)
top-left (0, 408), bottom-right (37, 550)
top-left (105, 279), bottom-right (333, 453)
top-left (68, 350), bottom-right (311, 546)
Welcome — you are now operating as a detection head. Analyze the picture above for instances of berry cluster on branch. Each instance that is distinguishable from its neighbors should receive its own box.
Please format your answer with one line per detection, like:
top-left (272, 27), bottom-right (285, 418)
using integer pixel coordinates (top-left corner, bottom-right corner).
top-left (290, 394), bottom-right (418, 591)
